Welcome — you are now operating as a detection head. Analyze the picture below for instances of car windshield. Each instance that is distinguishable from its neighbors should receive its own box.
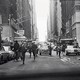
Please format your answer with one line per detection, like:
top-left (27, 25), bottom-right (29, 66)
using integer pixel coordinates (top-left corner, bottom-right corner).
top-left (3, 46), bottom-right (11, 51)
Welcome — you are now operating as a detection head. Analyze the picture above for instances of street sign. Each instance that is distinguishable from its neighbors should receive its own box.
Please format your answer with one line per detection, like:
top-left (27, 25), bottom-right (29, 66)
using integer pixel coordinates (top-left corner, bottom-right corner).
top-left (17, 30), bottom-right (24, 36)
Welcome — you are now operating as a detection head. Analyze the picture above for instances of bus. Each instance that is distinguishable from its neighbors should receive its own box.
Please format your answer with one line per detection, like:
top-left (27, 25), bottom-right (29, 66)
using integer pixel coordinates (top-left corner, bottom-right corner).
top-left (60, 38), bottom-right (75, 45)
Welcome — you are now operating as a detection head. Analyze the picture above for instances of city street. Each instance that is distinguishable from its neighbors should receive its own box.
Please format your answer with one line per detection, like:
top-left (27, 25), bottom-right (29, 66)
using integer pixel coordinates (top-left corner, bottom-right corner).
top-left (0, 51), bottom-right (80, 76)
top-left (0, 0), bottom-right (80, 80)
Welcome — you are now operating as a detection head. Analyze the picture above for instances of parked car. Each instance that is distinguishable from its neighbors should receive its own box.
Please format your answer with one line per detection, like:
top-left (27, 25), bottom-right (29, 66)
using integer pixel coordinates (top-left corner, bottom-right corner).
top-left (0, 47), bottom-right (10, 62)
top-left (65, 45), bottom-right (80, 55)
top-left (3, 46), bottom-right (15, 60)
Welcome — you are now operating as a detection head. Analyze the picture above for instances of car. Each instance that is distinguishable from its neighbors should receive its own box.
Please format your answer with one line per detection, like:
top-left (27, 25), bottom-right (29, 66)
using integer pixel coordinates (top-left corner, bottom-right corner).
top-left (0, 48), bottom-right (10, 62)
top-left (38, 43), bottom-right (49, 55)
top-left (3, 46), bottom-right (15, 60)
top-left (65, 45), bottom-right (80, 55)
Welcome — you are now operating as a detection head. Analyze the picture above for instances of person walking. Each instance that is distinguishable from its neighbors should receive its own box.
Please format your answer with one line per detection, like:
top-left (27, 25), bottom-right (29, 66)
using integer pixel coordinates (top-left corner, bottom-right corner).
top-left (56, 43), bottom-right (61, 58)
top-left (58, 44), bottom-right (62, 58)
top-left (10, 42), bottom-right (14, 51)
top-left (48, 43), bottom-right (52, 56)
top-left (56, 43), bottom-right (59, 55)
top-left (19, 43), bottom-right (23, 60)
top-left (62, 44), bottom-right (67, 55)
top-left (27, 43), bottom-right (32, 58)
top-left (32, 42), bottom-right (37, 60)
top-left (13, 40), bottom-right (19, 61)
top-left (21, 43), bottom-right (27, 64)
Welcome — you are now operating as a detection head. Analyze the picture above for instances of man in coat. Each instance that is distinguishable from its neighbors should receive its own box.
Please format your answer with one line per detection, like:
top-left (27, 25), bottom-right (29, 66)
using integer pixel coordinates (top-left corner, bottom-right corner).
top-left (21, 43), bottom-right (27, 64)
top-left (32, 42), bottom-right (37, 60)
top-left (14, 40), bottom-right (19, 61)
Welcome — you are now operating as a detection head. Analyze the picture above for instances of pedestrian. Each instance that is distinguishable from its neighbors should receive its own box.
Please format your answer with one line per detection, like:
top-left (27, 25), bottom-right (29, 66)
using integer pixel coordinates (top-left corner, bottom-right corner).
top-left (19, 44), bottom-right (23, 60)
top-left (13, 40), bottom-right (19, 61)
top-left (35, 43), bottom-right (38, 57)
top-left (32, 42), bottom-right (37, 60)
top-left (48, 43), bottom-right (52, 56)
top-left (61, 44), bottom-right (67, 55)
top-left (21, 43), bottom-right (27, 64)
top-left (74, 42), bottom-right (79, 48)
top-left (27, 42), bottom-right (32, 58)
top-left (56, 44), bottom-right (59, 55)
top-left (56, 43), bottom-right (61, 58)
top-left (58, 44), bottom-right (62, 58)
top-left (10, 42), bottom-right (14, 51)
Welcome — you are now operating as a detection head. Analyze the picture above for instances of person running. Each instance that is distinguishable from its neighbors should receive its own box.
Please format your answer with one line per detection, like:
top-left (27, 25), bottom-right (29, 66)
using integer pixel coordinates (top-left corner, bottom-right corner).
top-left (13, 40), bottom-right (19, 61)
top-left (32, 42), bottom-right (37, 60)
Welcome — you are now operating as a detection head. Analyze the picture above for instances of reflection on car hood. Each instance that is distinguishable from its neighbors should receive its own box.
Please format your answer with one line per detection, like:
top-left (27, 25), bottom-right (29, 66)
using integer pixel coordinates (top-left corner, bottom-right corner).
top-left (6, 51), bottom-right (14, 54)
top-left (0, 50), bottom-right (8, 54)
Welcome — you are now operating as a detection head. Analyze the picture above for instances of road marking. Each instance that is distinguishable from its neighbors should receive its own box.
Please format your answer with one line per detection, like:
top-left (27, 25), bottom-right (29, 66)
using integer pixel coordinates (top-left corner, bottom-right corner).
top-left (61, 57), bottom-right (70, 62)
top-left (60, 57), bottom-right (80, 65)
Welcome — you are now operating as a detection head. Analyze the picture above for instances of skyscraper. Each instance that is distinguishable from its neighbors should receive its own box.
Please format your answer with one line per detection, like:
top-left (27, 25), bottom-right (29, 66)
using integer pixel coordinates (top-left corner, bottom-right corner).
top-left (47, 0), bottom-right (62, 43)
top-left (60, 0), bottom-right (80, 46)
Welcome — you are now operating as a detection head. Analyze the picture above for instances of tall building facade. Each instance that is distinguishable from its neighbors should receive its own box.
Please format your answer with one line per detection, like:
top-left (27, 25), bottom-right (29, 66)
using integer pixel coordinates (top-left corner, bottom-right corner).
top-left (29, 0), bottom-right (38, 41)
top-left (0, 0), bottom-right (19, 42)
top-left (17, 0), bottom-right (31, 40)
top-left (17, 0), bottom-right (38, 41)
top-left (60, 0), bottom-right (80, 46)
top-left (47, 0), bottom-right (62, 43)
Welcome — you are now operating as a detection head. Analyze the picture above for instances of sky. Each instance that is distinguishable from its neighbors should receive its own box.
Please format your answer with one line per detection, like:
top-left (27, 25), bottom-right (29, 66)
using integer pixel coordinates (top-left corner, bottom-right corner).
top-left (35, 0), bottom-right (49, 42)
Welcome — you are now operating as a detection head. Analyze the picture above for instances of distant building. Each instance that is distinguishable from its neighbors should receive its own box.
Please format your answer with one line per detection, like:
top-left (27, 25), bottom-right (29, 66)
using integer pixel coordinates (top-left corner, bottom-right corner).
top-left (47, 0), bottom-right (62, 43)
top-left (29, 0), bottom-right (38, 41)
top-left (60, 0), bottom-right (80, 46)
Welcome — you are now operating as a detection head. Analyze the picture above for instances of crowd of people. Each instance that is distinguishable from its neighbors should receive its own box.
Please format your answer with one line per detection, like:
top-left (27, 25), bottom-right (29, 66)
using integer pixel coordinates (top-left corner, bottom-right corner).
top-left (56, 43), bottom-right (67, 58)
top-left (10, 41), bottom-right (38, 64)
top-left (9, 40), bottom-right (54, 64)
top-left (55, 41), bottom-right (79, 58)
top-left (10, 40), bottom-right (79, 64)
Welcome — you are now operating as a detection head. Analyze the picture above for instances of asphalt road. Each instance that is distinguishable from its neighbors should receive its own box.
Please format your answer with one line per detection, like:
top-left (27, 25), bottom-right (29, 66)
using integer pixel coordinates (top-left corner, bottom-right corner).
top-left (0, 51), bottom-right (80, 76)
